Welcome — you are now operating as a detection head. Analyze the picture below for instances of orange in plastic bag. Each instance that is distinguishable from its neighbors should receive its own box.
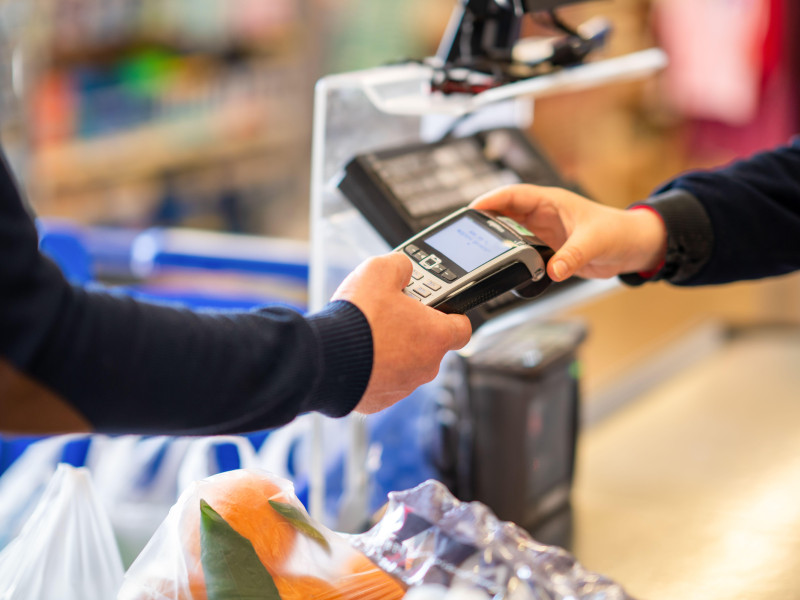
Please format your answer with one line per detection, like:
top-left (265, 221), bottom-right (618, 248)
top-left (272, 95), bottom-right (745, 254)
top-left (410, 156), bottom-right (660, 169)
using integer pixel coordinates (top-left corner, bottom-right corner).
top-left (184, 472), bottom-right (298, 572)
top-left (118, 469), bottom-right (405, 600)
top-left (336, 554), bottom-right (411, 600)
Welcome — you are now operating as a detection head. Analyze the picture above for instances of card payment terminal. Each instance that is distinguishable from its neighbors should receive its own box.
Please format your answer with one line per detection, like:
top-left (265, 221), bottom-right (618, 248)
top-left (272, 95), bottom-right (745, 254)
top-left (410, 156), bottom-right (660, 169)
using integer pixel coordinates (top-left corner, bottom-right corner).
top-left (397, 208), bottom-right (554, 315)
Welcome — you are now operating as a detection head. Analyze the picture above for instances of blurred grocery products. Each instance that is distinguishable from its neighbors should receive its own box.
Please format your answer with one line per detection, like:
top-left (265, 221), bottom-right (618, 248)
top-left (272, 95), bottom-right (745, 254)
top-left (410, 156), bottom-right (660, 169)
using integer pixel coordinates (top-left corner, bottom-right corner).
top-left (0, 0), bottom-right (454, 238)
top-left (2, 0), bottom-right (315, 237)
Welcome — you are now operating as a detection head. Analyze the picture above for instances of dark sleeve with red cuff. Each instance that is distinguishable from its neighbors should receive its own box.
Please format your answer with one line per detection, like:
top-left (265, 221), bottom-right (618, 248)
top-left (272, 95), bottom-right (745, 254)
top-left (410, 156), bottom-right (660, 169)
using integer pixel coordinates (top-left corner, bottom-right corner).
top-left (0, 151), bottom-right (373, 435)
top-left (620, 137), bottom-right (800, 287)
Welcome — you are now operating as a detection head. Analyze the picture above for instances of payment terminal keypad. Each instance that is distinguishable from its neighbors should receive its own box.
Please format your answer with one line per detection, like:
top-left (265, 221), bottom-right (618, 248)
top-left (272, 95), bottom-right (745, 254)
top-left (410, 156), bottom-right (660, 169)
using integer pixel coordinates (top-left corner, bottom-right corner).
top-left (402, 244), bottom-right (458, 302)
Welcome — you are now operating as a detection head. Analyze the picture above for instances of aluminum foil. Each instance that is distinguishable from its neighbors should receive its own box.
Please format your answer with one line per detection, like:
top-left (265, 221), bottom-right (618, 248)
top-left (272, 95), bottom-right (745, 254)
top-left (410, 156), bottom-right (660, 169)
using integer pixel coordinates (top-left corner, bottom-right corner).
top-left (351, 480), bottom-right (635, 600)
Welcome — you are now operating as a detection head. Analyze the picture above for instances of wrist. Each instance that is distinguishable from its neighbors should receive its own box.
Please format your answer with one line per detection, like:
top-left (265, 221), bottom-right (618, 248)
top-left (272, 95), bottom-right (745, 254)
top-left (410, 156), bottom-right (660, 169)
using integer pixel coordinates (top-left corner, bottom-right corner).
top-left (306, 300), bottom-right (373, 418)
top-left (627, 205), bottom-right (667, 276)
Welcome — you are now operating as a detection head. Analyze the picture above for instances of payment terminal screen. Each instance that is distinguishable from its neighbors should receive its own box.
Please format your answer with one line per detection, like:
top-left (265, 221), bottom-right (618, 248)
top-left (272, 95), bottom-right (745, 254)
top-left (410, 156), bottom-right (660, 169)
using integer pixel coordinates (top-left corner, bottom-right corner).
top-left (426, 216), bottom-right (512, 272)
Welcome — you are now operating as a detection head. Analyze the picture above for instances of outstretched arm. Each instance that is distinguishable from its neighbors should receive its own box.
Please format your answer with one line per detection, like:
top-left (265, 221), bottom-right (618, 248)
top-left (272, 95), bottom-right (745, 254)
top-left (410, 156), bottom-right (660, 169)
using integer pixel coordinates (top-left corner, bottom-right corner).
top-left (652, 137), bottom-right (800, 285)
top-left (1, 153), bottom-right (470, 435)
top-left (472, 137), bottom-right (800, 287)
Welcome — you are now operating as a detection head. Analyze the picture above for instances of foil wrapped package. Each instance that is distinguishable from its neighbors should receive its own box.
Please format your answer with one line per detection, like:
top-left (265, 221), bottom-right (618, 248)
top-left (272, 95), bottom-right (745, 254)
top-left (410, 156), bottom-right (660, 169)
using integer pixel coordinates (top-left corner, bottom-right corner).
top-left (351, 480), bottom-right (635, 600)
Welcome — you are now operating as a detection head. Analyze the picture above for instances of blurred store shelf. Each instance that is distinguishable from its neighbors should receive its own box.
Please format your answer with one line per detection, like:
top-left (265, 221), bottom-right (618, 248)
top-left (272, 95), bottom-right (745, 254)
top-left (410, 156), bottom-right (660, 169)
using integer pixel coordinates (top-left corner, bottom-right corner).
top-left (32, 101), bottom-right (297, 191)
top-left (2, 0), bottom-right (317, 236)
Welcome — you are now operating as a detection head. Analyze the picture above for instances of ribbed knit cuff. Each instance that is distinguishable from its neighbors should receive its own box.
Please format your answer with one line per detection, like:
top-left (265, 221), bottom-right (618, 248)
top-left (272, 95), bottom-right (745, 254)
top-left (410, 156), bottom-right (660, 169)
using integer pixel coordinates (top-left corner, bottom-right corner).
top-left (305, 300), bottom-right (373, 418)
top-left (620, 189), bottom-right (714, 286)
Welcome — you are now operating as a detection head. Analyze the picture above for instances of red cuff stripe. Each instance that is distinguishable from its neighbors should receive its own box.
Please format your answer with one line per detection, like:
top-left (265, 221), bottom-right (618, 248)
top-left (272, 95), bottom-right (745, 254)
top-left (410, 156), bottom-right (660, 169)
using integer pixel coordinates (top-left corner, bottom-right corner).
top-left (629, 205), bottom-right (666, 279)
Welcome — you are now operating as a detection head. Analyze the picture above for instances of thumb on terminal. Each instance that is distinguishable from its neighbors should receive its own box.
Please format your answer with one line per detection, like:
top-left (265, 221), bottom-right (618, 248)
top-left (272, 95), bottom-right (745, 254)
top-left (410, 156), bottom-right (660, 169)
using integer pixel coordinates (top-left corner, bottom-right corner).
top-left (548, 242), bottom-right (587, 282)
top-left (444, 313), bottom-right (473, 350)
top-left (549, 258), bottom-right (571, 281)
top-left (368, 252), bottom-right (413, 289)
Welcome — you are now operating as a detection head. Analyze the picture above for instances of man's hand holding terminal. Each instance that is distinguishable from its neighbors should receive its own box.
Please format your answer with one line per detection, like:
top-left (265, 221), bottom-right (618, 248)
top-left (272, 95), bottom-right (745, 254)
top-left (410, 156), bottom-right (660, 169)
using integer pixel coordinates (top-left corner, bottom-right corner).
top-left (332, 253), bottom-right (472, 415)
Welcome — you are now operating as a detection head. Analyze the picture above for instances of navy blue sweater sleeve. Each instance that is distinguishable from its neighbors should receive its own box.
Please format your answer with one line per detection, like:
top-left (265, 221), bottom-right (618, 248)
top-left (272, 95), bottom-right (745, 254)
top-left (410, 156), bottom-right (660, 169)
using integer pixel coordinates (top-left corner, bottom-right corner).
top-left (623, 137), bottom-right (800, 286)
top-left (0, 152), bottom-right (373, 435)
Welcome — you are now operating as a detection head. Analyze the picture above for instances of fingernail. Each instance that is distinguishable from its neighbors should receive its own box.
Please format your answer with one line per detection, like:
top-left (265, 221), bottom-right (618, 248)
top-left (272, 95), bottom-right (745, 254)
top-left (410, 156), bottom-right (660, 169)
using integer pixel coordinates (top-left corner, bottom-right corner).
top-left (552, 260), bottom-right (568, 280)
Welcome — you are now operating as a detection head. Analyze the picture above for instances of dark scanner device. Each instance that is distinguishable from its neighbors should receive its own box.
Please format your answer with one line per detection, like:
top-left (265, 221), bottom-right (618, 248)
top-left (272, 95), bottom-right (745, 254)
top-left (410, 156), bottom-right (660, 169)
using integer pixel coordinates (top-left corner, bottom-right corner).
top-left (435, 0), bottom-right (610, 93)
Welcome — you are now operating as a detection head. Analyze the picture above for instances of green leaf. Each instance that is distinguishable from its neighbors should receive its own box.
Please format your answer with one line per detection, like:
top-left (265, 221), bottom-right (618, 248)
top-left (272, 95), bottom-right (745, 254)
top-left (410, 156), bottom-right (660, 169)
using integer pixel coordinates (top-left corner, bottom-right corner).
top-left (200, 499), bottom-right (282, 600)
top-left (268, 500), bottom-right (331, 554)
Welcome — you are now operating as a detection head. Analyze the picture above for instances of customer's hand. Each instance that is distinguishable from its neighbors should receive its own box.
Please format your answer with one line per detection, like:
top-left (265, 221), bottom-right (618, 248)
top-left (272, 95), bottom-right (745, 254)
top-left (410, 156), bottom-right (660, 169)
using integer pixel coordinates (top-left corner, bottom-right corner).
top-left (471, 184), bottom-right (667, 281)
top-left (332, 253), bottom-right (472, 414)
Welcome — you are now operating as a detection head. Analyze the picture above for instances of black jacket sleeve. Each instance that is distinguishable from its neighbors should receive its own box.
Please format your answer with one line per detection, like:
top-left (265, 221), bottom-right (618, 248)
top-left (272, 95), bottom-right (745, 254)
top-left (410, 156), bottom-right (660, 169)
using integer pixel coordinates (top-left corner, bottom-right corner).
top-left (621, 137), bottom-right (800, 286)
top-left (0, 152), bottom-right (373, 435)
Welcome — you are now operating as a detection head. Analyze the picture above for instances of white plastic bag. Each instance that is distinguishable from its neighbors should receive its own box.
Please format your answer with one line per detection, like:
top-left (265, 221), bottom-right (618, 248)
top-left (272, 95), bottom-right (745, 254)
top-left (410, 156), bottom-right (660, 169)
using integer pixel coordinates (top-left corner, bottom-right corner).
top-left (0, 463), bottom-right (124, 600)
top-left (177, 435), bottom-right (259, 493)
top-left (0, 434), bottom-right (88, 550)
top-left (256, 417), bottom-right (313, 481)
top-left (88, 434), bottom-right (264, 567)
top-left (87, 435), bottom-right (194, 567)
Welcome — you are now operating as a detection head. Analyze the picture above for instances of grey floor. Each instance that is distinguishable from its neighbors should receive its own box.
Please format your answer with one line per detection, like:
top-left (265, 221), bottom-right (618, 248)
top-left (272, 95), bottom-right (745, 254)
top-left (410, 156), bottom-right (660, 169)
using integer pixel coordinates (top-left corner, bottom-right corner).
top-left (570, 328), bottom-right (800, 600)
